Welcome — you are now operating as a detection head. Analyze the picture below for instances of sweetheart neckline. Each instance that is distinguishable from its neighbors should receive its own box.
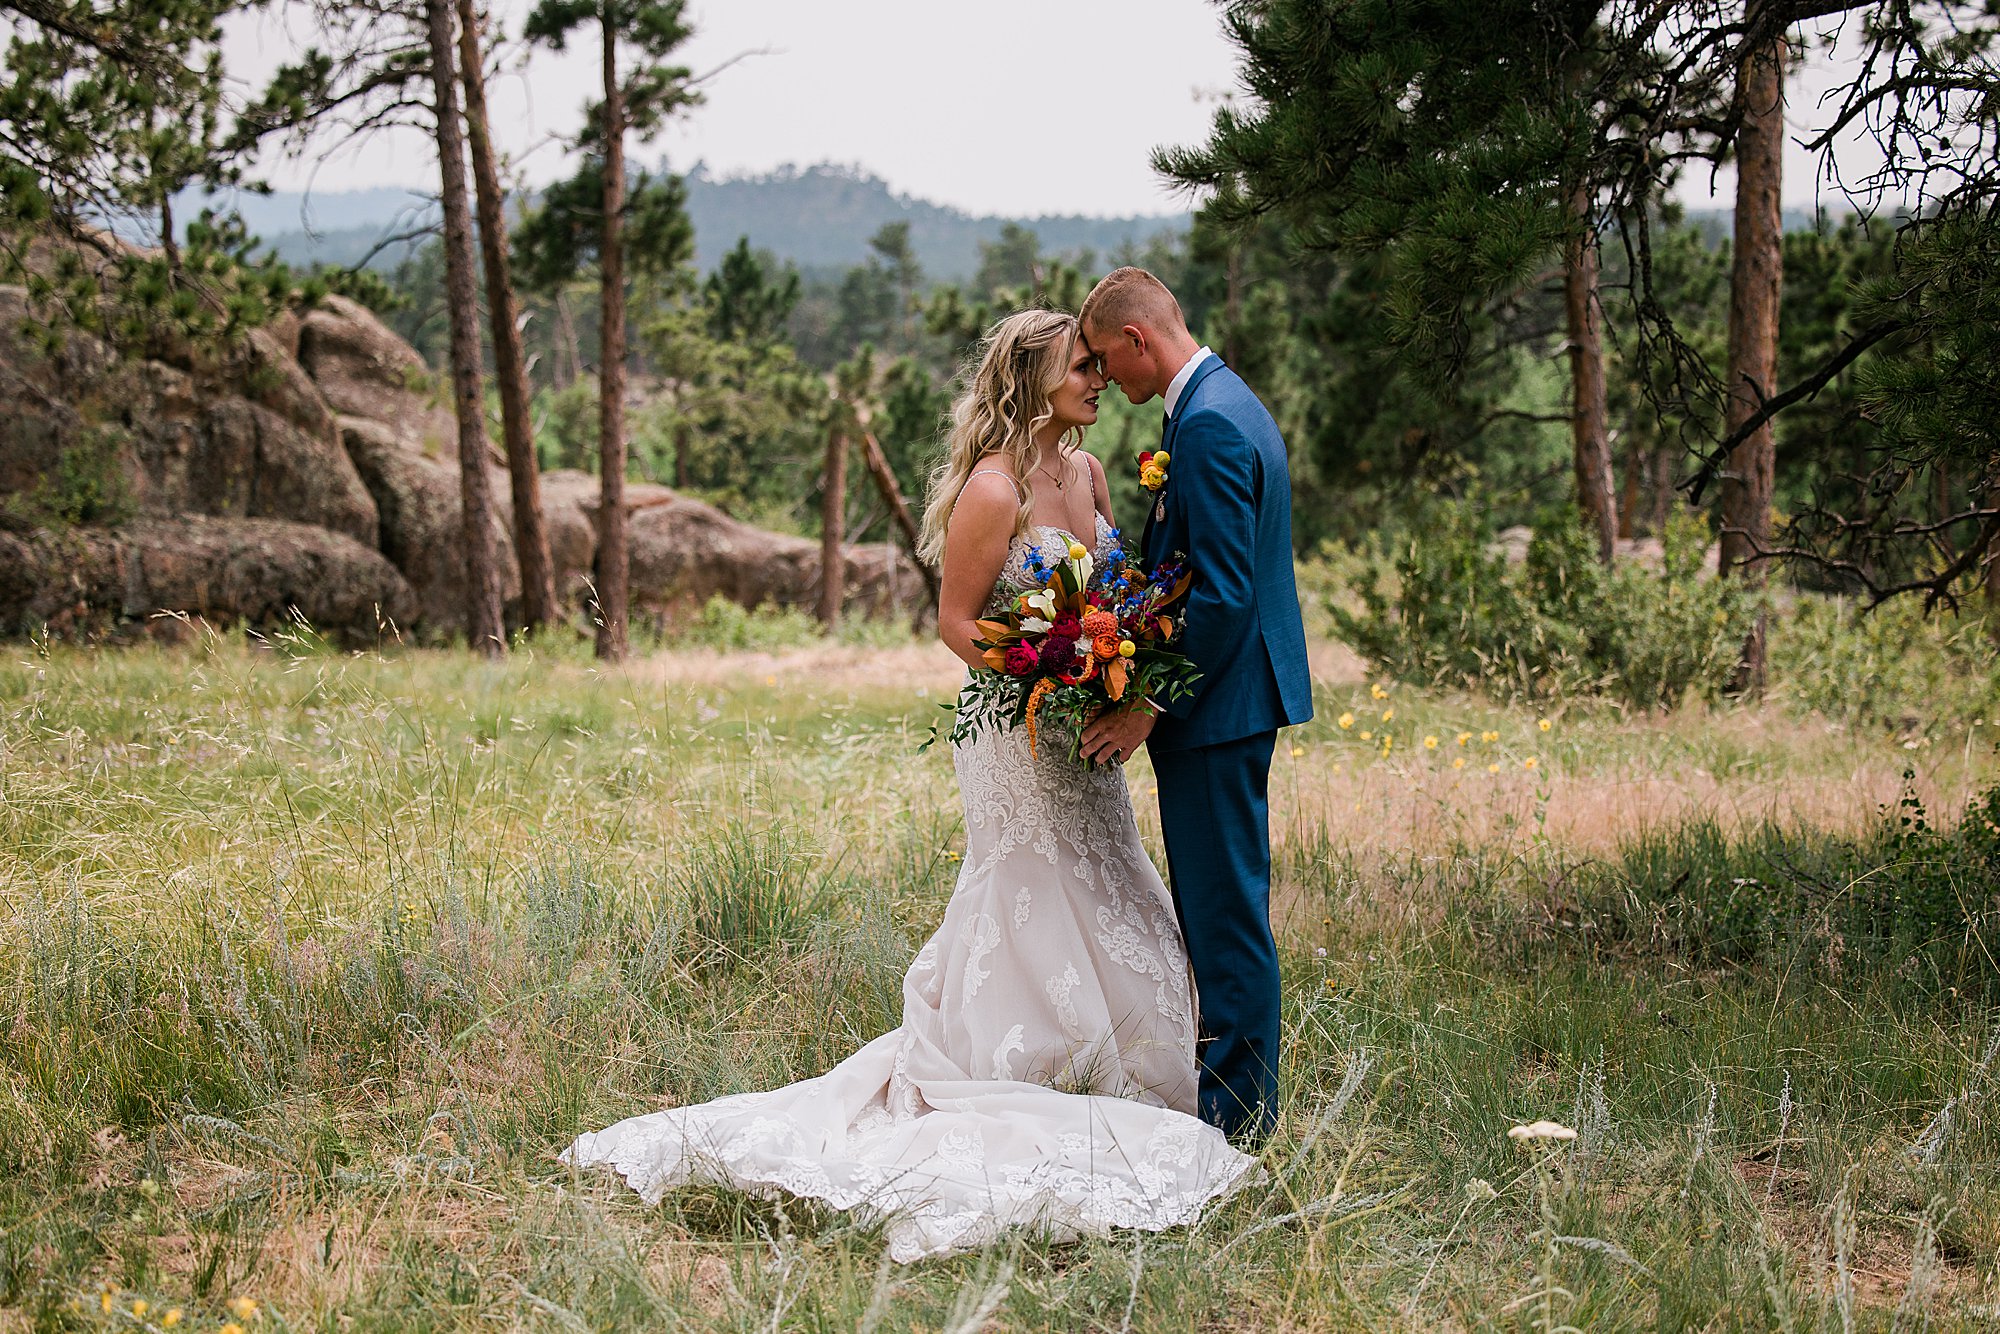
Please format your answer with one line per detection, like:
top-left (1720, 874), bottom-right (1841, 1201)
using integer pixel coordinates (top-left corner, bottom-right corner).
top-left (1021, 516), bottom-right (1110, 548)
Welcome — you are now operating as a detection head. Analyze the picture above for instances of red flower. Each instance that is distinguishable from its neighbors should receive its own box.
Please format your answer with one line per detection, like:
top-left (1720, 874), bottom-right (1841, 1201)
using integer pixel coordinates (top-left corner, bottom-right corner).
top-left (1139, 450), bottom-right (1154, 465)
top-left (1003, 642), bottom-right (1040, 676)
top-left (1050, 614), bottom-right (1083, 640)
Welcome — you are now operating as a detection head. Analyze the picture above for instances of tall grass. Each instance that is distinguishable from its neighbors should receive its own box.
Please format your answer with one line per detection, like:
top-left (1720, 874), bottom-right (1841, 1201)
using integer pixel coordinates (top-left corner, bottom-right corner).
top-left (1, 633), bottom-right (1995, 1329)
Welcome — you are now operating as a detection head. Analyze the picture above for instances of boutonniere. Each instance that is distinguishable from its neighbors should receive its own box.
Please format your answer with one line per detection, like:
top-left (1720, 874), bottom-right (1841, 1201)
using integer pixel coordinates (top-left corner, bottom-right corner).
top-left (1137, 448), bottom-right (1170, 492)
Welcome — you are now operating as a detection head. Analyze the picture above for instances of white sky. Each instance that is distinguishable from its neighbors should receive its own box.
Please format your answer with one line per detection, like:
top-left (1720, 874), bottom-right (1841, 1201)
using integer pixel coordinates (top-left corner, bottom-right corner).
top-left (221, 0), bottom-right (1894, 219)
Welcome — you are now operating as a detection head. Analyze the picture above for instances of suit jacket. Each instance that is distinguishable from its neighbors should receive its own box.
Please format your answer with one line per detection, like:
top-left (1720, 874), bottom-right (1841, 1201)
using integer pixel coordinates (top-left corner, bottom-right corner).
top-left (1143, 356), bottom-right (1313, 754)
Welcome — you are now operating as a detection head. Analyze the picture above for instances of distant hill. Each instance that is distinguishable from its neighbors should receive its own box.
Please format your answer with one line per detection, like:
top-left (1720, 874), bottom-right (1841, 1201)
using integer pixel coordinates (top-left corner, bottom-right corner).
top-left (194, 163), bottom-right (1188, 281)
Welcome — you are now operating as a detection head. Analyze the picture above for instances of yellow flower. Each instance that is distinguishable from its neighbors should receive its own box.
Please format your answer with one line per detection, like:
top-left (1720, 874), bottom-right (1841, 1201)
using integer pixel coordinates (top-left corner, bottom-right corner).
top-left (1118, 639), bottom-right (1135, 657)
top-left (1451, 757), bottom-right (1466, 769)
top-left (227, 1298), bottom-right (259, 1322)
top-left (1381, 708), bottom-right (1394, 721)
top-left (1487, 763), bottom-right (1500, 773)
top-left (163, 1310), bottom-right (183, 1328)
top-left (1481, 730), bottom-right (1499, 743)
top-left (1067, 541), bottom-right (1087, 560)
top-left (1538, 718), bottom-right (1552, 732)
top-left (1338, 712), bottom-right (1355, 729)
top-left (221, 1323), bottom-right (247, 1334)
top-left (764, 674), bottom-right (776, 686)
top-left (1524, 756), bottom-right (1538, 769)
top-left (1456, 732), bottom-right (1471, 745)
top-left (1359, 730), bottom-right (1372, 741)
top-left (101, 1293), bottom-right (113, 1314)
top-left (1370, 683), bottom-right (1388, 699)
top-left (132, 1300), bottom-right (148, 1319)
top-left (1423, 735), bottom-right (1439, 749)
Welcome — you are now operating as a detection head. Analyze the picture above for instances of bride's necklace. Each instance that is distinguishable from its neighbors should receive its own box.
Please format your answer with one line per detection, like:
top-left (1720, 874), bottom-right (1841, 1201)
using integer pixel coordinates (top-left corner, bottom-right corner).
top-left (1037, 455), bottom-right (1067, 490)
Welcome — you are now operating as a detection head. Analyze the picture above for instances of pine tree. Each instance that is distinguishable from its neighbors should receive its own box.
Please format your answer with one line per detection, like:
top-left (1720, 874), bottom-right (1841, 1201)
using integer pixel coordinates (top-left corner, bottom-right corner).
top-left (422, 0), bottom-right (506, 655)
top-left (455, 0), bottom-right (557, 632)
top-left (522, 0), bottom-right (700, 662)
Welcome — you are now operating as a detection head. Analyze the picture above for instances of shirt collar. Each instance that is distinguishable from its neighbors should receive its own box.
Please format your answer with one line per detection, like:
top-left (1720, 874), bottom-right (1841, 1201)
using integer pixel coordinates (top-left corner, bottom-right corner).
top-left (1163, 346), bottom-right (1215, 421)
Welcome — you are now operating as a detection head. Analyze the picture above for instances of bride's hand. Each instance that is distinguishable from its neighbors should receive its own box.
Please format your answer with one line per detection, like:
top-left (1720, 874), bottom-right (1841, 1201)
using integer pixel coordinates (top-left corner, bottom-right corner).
top-left (1080, 704), bottom-right (1157, 766)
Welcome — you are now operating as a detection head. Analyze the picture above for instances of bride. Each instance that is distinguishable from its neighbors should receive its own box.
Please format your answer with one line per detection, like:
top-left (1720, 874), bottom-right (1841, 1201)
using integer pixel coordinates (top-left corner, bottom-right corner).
top-left (563, 309), bottom-right (1256, 1262)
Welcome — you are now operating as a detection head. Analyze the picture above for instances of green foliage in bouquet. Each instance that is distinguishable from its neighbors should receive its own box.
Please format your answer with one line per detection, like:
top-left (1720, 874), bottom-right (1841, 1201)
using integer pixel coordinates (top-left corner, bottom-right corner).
top-left (1331, 503), bottom-right (1755, 709)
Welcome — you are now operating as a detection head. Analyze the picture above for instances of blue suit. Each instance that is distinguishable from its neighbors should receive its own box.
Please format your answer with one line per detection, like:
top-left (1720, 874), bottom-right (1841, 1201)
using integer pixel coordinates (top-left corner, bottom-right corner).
top-left (1142, 355), bottom-right (1312, 1142)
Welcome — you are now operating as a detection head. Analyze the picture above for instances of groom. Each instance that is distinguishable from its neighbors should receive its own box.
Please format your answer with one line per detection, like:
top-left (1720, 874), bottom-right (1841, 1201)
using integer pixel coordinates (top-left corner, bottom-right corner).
top-left (1078, 268), bottom-right (1313, 1146)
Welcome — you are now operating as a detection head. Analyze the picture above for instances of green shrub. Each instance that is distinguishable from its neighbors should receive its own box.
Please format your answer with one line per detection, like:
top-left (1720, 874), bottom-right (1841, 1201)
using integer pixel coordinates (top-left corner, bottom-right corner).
top-left (1560, 777), bottom-right (2000, 994)
top-left (1770, 592), bottom-right (2000, 730)
top-left (2, 424), bottom-right (134, 528)
top-left (1329, 503), bottom-right (1754, 708)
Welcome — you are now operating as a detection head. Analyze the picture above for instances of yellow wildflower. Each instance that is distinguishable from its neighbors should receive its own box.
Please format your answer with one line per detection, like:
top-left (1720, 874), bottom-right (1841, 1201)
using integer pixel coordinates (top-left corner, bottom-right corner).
top-left (101, 1292), bottom-right (113, 1314)
top-left (1359, 730), bottom-right (1372, 741)
top-left (1481, 730), bottom-right (1499, 743)
top-left (1487, 763), bottom-right (1500, 773)
top-left (132, 1301), bottom-right (148, 1319)
top-left (1538, 718), bottom-right (1552, 732)
top-left (1451, 757), bottom-right (1466, 769)
top-left (1381, 707), bottom-right (1394, 721)
top-left (163, 1310), bottom-right (183, 1328)
top-left (228, 1296), bottom-right (260, 1322)
top-left (1456, 732), bottom-right (1471, 745)
top-left (221, 1324), bottom-right (246, 1334)
top-left (1370, 683), bottom-right (1388, 699)
top-left (1524, 757), bottom-right (1539, 769)
top-left (1423, 735), bottom-right (1439, 749)
top-left (1338, 712), bottom-right (1355, 729)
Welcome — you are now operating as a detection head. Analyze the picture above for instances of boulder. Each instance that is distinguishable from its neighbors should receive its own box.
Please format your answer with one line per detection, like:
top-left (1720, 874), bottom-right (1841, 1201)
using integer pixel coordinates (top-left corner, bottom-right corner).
top-left (0, 286), bottom-right (379, 546)
top-left (297, 295), bottom-right (454, 455)
top-left (0, 515), bottom-right (417, 643)
top-left (338, 415), bottom-right (520, 634)
top-left (538, 469), bottom-right (926, 623)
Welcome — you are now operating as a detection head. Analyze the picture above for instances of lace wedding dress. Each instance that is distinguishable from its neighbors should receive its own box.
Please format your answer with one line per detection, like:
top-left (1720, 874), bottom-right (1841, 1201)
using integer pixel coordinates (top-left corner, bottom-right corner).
top-left (563, 516), bottom-right (1256, 1261)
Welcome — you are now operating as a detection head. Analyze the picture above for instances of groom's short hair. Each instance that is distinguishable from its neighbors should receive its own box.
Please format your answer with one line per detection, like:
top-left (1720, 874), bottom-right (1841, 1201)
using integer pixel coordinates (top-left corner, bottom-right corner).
top-left (1080, 267), bottom-right (1186, 339)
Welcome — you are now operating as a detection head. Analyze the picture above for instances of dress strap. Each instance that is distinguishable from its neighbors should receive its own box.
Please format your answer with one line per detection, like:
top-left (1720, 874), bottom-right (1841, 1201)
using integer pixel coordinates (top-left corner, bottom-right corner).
top-left (964, 468), bottom-right (1026, 497)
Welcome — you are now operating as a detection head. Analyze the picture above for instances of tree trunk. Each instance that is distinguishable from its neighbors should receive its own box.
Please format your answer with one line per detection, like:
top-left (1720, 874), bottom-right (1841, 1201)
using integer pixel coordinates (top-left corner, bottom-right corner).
top-left (674, 416), bottom-right (691, 489)
top-left (456, 0), bottom-right (556, 632)
top-left (1564, 182), bottom-right (1616, 565)
top-left (553, 288), bottom-right (581, 389)
top-left (818, 421), bottom-right (847, 627)
top-left (593, 13), bottom-right (629, 662)
top-left (423, 0), bottom-right (506, 657)
top-left (860, 428), bottom-right (941, 606)
top-left (1719, 3), bottom-right (1786, 694)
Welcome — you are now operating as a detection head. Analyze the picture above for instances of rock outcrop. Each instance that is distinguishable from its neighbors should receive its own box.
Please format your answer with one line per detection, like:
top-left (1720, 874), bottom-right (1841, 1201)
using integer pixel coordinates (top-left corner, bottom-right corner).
top-left (0, 260), bottom-right (928, 643)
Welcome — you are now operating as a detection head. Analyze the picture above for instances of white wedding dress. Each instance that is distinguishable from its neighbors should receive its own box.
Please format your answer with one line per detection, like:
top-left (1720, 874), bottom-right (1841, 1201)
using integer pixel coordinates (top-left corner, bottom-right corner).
top-left (563, 517), bottom-right (1256, 1261)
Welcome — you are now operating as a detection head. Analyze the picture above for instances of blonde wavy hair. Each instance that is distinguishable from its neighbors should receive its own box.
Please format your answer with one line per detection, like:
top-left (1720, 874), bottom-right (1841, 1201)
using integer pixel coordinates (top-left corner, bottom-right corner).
top-left (917, 308), bottom-right (1084, 565)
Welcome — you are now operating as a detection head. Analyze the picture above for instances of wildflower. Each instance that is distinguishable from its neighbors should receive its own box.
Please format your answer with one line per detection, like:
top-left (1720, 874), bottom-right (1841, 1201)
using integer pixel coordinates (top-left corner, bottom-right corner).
top-left (1523, 757), bottom-right (1538, 769)
top-left (1452, 757), bottom-right (1466, 770)
top-left (1507, 1120), bottom-right (1578, 1142)
top-left (1423, 735), bottom-right (1439, 749)
top-left (1360, 730), bottom-right (1372, 741)
top-left (1456, 732), bottom-right (1471, 745)
top-left (764, 674), bottom-right (776, 686)
top-left (1465, 1178), bottom-right (1498, 1202)
top-left (1538, 718), bottom-right (1552, 732)
top-left (101, 1292), bottom-right (113, 1314)
top-left (1381, 708), bottom-right (1394, 722)
top-left (163, 1310), bottom-right (183, 1328)
top-left (1324, 977), bottom-right (1336, 988)
top-left (1338, 712), bottom-right (1355, 729)
top-left (1313, 946), bottom-right (1328, 958)
top-left (1370, 683), bottom-right (1388, 699)
top-left (132, 1301), bottom-right (148, 1319)
top-left (221, 1324), bottom-right (246, 1334)
top-left (1487, 763), bottom-right (1500, 773)
top-left (1481, 730), bottom-right (1499, 743)
top-left (227, 1298), bottom-right (260, 1322)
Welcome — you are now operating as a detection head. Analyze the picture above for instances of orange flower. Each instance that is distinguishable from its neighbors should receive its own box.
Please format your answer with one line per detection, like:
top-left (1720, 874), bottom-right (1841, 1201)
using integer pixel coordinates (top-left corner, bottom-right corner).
top-left (1081, 609), bottom-right (1118, 638)
top-left (1024, 677), bottom-right (1059, 754)
top-left (1092, 632), bottom-right (1122, 661)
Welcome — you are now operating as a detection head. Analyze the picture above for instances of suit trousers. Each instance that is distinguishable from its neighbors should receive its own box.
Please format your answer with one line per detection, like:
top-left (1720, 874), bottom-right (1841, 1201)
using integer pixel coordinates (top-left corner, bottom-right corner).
top-left (1151, 729), bottom-right (1280, 1143)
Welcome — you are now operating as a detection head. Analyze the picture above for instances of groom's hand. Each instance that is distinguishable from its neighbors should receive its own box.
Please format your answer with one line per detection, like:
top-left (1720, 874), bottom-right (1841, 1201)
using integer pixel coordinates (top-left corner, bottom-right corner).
top-left (1080, 704), bottom-right (1156, 766)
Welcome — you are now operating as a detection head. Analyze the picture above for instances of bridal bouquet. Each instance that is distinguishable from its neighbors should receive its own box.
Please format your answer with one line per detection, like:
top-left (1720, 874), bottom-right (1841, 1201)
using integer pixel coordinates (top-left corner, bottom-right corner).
top-left (947, 532), bottom-right (1200, 760)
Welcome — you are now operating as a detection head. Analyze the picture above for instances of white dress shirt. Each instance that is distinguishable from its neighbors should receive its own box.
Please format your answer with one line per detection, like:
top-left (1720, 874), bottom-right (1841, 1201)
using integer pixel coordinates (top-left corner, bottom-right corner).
top-left (1163, 346), bottom-right (1215, 421)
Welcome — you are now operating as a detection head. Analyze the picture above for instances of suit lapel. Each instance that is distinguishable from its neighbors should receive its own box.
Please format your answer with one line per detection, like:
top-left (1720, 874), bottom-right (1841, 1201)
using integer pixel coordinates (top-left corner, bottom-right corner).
top-left (1144, 357), bottom-right (1226, 561)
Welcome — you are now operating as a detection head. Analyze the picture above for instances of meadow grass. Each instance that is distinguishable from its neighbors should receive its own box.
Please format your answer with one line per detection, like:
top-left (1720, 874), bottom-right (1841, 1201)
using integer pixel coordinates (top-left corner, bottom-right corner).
top-left (1, 625), bottom-right (1996, 1332)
